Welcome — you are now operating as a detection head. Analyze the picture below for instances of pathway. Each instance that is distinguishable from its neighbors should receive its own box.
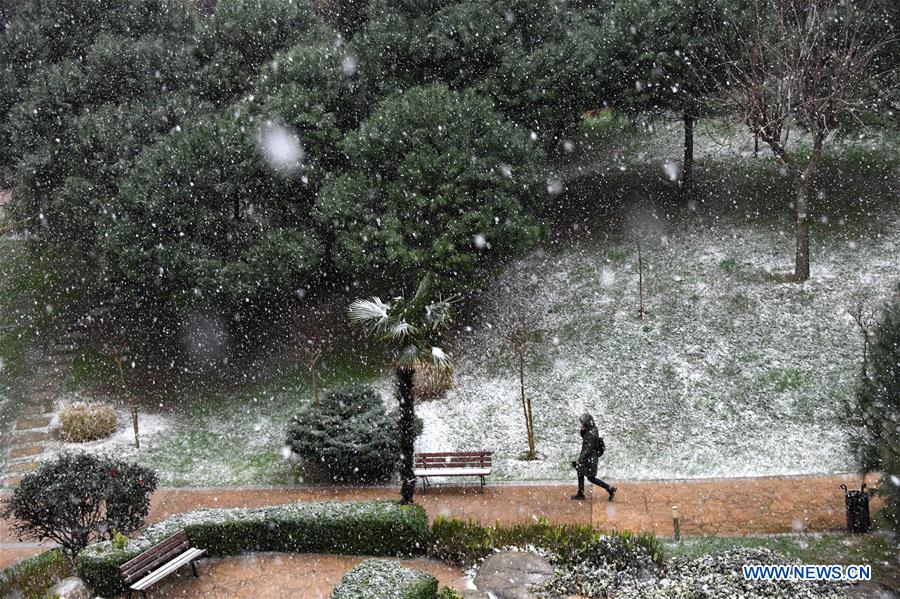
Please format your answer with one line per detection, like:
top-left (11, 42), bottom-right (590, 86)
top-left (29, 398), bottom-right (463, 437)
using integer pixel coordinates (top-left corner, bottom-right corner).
top-left (0, 473), bottom-right (878, 569)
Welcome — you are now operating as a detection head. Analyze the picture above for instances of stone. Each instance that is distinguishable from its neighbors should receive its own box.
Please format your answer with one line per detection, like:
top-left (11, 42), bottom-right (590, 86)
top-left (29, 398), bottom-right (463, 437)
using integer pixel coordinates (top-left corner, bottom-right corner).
top-left (7, 461), bottom-right (37, 473)
top-left (12, 430), bottom-right (51, 443)
top-left (15, 416), bottom-right (52, 430)
top-left (48, 577), bottom-right (92, 599)
top-left (473, 552), bottom-right (555, 599)
top-left (9, 445), bottom-right (44, 459)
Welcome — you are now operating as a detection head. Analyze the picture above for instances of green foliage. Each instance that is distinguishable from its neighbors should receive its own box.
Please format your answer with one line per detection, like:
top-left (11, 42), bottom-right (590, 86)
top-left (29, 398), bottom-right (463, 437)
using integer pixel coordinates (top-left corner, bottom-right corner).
top-left (436, 587), bottom-right (464, 599)
top-left (848, 281), bottom-right (900, 532)
top-left (10, 33), bottom-right (201, 250)
top-left (596, 0), bottom-right (723, 116)
top-left (353, 0), bottom-right (601, 146)
top-left (1, 453), bottom-right (157, 561)
top-left (287, 386), bottom-right (413, 482)
top-left (429, 516), bottom-right (664, 567)
top-left (77, 500), bottom-right (430, 597)
top-left (0, 0), bottom-right (195, 173)
top-left (194, 0), bottom-right (331, 105)
top-left (331, 559), bottom-right (438, 599)
top-left (317, 84), bottom-right (543, 294)
top-left (107, 110), bottom-right (324, 312)
top-left (0, 549), bottom-right (72, 599)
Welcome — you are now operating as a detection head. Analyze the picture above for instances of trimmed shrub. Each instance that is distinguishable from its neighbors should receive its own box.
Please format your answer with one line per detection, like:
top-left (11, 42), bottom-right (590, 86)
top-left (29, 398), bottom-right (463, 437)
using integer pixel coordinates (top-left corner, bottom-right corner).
top-left (331, 559), bottom-right (438, 599)
top-left (429, 516), bottom-right (664, 567)
top-left (848, 281), bottom-right (900, 532)
top-left (1, 453), bottom-right (157, 561)
top-left (315, 84), bottom-right (544, 295)
top-left (77, 500), bottom-right (429, 597)
top-left (0, 549), bottom-right (71, 599)
top-left (58, 401), bottom-right (118, 442)
top-left (287, 386), bottom-right (413, 482)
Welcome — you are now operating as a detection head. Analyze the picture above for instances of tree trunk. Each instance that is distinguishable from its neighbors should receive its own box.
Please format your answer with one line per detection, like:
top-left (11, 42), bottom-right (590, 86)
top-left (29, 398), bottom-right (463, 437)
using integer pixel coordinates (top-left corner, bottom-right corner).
top-left (396, 366), bottom-right (417, 504)
top-left (682, 113), bottom-right (694, 194)
top-left (518, 351), bottom-right (535, 459)
top-left (131, 404), bottom-right (140, 449)
top-left (637, 239), bottom-right (645, 319)
top-left (793, 132), bottom-right (822, 282)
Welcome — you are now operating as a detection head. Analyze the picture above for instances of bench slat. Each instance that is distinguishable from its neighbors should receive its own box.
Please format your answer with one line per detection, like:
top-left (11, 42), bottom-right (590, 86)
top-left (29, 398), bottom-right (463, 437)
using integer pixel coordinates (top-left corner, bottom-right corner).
top-left (122, 540), bottom-right (191, 583)
top-left (120, 531), bottom-right (190, 578)
top-left (131, 548), bottom-right (207, 591)
top-left (415, 468), bottom-right (491, 477)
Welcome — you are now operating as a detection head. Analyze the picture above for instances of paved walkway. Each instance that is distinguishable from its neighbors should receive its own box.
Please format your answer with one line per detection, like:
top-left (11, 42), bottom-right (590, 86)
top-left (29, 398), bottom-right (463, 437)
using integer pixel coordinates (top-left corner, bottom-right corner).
top-left (0, 473), bottom-right (879, 569)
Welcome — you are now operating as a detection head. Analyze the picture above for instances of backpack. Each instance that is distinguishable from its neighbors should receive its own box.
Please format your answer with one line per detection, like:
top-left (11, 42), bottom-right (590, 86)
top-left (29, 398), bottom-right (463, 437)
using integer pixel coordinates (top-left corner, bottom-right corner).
top-left (596, 435), bottom-right (605, 457)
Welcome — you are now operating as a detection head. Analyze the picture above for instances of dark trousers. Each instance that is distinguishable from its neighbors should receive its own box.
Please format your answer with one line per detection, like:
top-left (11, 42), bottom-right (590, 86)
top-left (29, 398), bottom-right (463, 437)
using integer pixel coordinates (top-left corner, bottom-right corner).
top-left (578, 474), bottom-right (612, 494)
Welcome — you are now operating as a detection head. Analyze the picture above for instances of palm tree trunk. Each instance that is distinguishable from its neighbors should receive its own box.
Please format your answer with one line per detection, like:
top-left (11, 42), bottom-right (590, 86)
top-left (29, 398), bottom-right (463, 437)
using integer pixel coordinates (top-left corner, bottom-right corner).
top-left (396, 366), bottom-right (417, 504)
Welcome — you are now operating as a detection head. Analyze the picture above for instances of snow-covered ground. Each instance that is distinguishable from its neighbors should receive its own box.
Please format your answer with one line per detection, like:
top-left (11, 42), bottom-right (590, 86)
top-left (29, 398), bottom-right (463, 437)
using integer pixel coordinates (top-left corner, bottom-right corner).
top-left (415, 208), bottom-right (900, 480)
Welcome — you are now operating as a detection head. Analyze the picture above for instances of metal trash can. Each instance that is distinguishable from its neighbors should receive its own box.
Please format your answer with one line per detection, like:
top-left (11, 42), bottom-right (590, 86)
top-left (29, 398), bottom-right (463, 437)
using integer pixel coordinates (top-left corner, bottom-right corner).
top-left (840, 483), bottom-right (872, 533)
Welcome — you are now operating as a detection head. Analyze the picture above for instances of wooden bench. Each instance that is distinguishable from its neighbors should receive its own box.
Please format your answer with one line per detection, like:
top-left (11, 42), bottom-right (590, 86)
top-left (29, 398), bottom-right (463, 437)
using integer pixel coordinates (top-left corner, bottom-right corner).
top-left (119, 530), bottom-right (206, 598)
top-left (414, 451), bottom-right (492, 492)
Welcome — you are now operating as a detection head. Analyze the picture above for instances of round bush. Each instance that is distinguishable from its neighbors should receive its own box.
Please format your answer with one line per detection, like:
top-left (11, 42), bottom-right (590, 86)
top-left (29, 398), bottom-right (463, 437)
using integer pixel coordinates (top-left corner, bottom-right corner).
top-left (58, 401), bottom-right (118, 442)
top-left (287, 387), bottom-right (412, 482)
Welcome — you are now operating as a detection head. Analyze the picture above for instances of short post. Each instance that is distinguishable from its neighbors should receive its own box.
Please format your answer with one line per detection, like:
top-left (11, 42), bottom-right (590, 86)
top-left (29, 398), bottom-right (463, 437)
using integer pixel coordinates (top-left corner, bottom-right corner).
top-left (672, 505), bottom-right (681, 543)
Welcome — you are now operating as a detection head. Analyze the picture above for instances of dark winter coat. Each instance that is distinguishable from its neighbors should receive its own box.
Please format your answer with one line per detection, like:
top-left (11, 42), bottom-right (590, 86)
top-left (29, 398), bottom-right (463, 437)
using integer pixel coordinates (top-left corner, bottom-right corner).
top-left (576, 425), bottom-right (600, 476)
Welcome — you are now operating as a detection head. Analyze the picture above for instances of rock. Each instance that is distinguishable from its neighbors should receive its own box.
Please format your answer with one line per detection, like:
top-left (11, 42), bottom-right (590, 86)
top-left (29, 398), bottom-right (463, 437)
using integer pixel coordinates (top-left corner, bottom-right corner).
top-left (474, 552), bottom-right (555, 599)
top-left (47, 577), bottom-right (91, 599)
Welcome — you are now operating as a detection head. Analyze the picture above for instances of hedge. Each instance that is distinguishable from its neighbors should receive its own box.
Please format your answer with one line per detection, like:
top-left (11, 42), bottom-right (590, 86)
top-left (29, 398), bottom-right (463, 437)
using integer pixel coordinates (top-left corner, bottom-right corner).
top-left (0, 549), bottom-right (71, 599)
top-left (77, 500), bottom-right (429, 597)
top-left (331, 559), bottom-right (438, 599)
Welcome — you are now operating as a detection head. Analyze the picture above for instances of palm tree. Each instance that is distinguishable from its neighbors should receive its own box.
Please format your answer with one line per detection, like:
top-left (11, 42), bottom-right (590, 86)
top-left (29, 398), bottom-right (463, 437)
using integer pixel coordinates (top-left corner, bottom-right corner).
top-left (348, 275), bottom-right (454, 504)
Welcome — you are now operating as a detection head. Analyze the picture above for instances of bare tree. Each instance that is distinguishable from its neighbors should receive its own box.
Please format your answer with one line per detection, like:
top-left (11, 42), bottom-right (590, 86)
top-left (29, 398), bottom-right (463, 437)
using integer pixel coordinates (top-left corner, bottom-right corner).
top-left (298, 337), bottom-right (324, 406)
top-left (711, 0), bottom-right (896, 281)
top-left (490, 271), bottom-right (545, 460)
top-left (113, 354), bottom-right (140, 449)
top-left (636, 239), bottom-right (646, 320)
top-left (848, 299), bottom-right (875, 378)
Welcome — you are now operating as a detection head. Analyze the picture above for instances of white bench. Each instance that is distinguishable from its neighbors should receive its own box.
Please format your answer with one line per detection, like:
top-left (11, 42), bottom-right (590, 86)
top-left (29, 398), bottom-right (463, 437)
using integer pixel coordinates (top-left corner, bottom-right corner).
top-left (414, 451), bottom-right (493, 492)
top-left (119, 530), bottom-right (206, 598)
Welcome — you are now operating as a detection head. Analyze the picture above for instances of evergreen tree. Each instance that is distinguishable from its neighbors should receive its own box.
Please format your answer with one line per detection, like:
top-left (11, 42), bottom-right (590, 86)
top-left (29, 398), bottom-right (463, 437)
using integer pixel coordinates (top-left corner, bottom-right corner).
top-left (315, 84), bottom-right (544, 295)
top-left (597, 0), bottom-right (724, 193)
top-left (194, 0), bottom-right (332, 106)
top-left (352, 0), bottom-right (602, 148)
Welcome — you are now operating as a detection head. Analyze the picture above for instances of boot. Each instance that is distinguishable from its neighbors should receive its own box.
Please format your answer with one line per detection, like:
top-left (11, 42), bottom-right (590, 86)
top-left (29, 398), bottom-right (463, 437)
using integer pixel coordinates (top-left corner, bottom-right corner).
top-left (608, 486), bottom-right (617, 502)
top-left (570, 493), bottom-right (586, 500)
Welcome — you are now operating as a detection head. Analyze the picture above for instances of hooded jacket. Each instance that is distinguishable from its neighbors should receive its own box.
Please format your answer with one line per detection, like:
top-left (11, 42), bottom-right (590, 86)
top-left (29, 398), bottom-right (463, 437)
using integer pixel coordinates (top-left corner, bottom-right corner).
top-left (576, 413), bottom-right (600, 477)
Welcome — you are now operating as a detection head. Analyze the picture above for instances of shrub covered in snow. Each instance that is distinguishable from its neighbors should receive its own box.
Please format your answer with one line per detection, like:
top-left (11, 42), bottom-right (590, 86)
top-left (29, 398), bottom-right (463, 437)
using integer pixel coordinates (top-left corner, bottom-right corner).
top-left (1, 453), bottom-right (157, 561)
top-left (287, 386), bottom-right (414, 482)
top-left (331, 559), bottom-right (438, 599)
top-left (315, 84), bottom-right (544, 295)
top-left (536, 547), bottom-right (847, 598)
top-left (58, 401), bottom-right (118, 442)
top-left (77, 499), bottom-right (429, 597)
top-left (848, 280), bottom-right (900, 533)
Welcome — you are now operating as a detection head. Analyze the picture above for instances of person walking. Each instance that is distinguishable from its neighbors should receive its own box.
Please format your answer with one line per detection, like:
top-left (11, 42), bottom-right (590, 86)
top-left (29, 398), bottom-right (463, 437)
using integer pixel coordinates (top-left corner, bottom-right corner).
top-left (571, 413), bottom-right (616, 501)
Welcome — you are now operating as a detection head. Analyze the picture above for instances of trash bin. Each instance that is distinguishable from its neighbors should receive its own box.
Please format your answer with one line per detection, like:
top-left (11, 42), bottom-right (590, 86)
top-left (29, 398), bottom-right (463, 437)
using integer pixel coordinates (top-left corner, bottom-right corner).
top-left (840, 483), bottom-right (872, 533)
